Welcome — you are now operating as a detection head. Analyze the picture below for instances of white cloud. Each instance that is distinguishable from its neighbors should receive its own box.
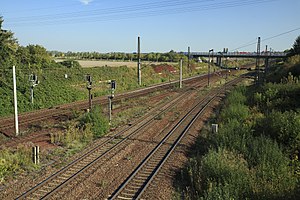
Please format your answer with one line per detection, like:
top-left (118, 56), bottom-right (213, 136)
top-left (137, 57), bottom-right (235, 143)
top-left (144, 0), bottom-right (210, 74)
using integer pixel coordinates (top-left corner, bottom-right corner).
top-left (80, 0), bottom-right (93, 5)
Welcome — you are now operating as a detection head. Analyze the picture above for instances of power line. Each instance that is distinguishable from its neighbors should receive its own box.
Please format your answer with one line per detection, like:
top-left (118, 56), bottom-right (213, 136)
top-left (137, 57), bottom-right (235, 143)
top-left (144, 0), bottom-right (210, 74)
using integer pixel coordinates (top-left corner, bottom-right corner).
top-left (262, 27), bottom-right (300, 42)
top-left (232, 27), bottom-right (300, 51)
top-left (5, 0), bottom-right (277, 27)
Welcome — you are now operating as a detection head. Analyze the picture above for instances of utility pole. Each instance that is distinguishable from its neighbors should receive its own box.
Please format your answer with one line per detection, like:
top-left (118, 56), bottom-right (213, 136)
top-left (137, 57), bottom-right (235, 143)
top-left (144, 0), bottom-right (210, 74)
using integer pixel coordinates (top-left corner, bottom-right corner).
top-left (187, 47), bottom-right (191, 73)
top-left (13, 66), bottom-right (19, 136)
top-left (256, 37), bottom-right (261, 85)
top-left (208, 49), bottom-right (213, 87)
top-left (265, 45), bottom-right (269, 79)
top-left (179, 59), bottom-right (183, 88)
top-left (137, 36), bottom-right (141, 86)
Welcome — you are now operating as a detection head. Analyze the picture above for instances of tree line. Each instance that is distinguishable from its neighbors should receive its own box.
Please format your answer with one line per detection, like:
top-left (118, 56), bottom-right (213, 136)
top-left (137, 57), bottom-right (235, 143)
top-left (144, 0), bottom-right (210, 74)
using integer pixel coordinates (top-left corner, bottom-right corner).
top-left (50, 50), bottom-right (188, 63)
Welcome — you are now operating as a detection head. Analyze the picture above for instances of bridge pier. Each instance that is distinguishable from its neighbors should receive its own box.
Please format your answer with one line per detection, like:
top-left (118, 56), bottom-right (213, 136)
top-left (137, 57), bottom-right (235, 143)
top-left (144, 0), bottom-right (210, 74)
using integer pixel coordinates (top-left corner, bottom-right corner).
top-left (216, 56), bottom-right (222, 67)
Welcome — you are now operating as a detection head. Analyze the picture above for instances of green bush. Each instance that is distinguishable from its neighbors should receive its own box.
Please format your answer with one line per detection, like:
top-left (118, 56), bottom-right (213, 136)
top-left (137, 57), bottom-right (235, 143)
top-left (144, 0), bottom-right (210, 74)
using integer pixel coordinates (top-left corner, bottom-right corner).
top-left (79, 106), bottom-right (109, 138)
top-left (225, 86), bottom-right (247, 105)
top-left (220, 103), bottom-right (249, 123)
top-left (200, 148), bottom-right (252, 199)
top-left (254, 81), bottom-right (300, 112)
top-left (255, 110), bottom-right (300, 152)
top-left (179, 85), bottom-right (299, 200)
top-left (0, 146), bottom-right (38, 183)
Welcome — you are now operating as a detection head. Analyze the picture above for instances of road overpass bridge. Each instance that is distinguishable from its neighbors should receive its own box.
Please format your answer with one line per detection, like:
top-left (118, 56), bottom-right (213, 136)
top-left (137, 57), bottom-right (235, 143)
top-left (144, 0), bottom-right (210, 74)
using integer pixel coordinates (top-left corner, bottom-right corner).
top-left (183, 51), bottom-right (287, 67)
top-left (183, 51), bottom-right (287, 59)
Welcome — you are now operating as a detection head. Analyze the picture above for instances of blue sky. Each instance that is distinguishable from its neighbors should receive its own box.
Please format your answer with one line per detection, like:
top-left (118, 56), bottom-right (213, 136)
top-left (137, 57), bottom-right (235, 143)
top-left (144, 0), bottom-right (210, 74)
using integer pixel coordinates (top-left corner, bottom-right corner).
top-left (1, 0), bottom-right (299, 53)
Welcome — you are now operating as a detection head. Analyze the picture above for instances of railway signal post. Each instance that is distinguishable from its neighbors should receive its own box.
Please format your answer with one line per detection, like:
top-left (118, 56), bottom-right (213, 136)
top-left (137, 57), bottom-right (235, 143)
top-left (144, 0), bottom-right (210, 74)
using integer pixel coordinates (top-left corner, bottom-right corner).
top-left (29, 73), bottom-right (39, 104)
top-left (108, 80), bottom-right (116, 124)
top-left (86, 74), bottom-right (92, 110)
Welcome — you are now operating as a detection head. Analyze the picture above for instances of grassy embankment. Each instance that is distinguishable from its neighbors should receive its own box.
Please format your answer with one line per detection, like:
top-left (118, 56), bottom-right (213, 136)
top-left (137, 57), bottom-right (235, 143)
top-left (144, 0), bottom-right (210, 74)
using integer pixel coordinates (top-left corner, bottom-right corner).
top-left (0, 60), bottom-right (214, 184)
top-left (176, 55), bottom-right (300, 199)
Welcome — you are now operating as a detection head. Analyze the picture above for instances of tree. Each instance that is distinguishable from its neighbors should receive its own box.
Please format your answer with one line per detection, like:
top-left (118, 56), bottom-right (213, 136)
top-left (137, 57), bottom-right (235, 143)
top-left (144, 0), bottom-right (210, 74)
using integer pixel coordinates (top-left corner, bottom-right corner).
top-left (26, 44), bottom-right (52, 67)
top-left (289, 35), bottom-right (300, 56)
top-left (0, 16), bottom-right (18, 67)
top-left (16, 46), bottom-right (30, 65)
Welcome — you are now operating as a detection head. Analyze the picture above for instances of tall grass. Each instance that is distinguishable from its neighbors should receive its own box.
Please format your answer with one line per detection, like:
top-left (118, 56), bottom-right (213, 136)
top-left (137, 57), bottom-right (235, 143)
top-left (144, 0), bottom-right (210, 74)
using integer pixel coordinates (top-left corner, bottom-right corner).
top-left (0, 145), bottom-right (38, 183)
top-left (78, 106), bottom-right (109, 138)
top-left (178, 86), bottom-right (299, 199)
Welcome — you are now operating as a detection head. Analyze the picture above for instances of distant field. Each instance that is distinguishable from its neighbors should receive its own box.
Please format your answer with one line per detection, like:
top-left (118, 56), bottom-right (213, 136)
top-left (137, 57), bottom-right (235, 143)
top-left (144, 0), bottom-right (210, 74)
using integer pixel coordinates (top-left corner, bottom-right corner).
top-left (55, 59), bottom-right (177, 68)
top-left (78, 60), bottom-right (137, 68)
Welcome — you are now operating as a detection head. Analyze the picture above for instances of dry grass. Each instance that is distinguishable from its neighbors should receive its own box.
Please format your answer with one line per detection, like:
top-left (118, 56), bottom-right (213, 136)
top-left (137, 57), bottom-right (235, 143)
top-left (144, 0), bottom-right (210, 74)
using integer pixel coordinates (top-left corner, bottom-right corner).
top-left (78, 60), bottom-right (137, 68)
top-left (55, 59), bottom-right (177, 68)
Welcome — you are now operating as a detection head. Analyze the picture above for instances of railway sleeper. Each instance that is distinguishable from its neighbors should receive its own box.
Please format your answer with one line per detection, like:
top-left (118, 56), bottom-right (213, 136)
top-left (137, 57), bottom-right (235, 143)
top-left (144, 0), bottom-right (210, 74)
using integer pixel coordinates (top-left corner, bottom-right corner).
top-left (57, 175), bottom-right (69, 181)
top-left (41, 185), bottom-right (55, 190)
top-left (75, 162), bottom-right (90, 168)
top-left (32, 192), bottom-right (46, 197)
top-left (131, 179), bottom-right (146, 184)
top-left (134, 176), bottom-right (148, 181)
top-left (127, 184), bottom-right (142, 190)
top-left (150, 157), bottom-right (164, 162)
top-left (124, 188), bottom-right (139, 192)
top-left (25, 197), bottom-right (37, 200)
top-left (67, 167), bottom-right (82, 173)
top-left (136, 173), bottom-right (149, 178)
top-left (145, 162), bottom-right (159, 168)
top-left (143, 166), bottom-right (156, 171)
top-left (35, 189), bottom-right (50, 194)
top-left (117, 195), bottom-right (134, 200)
top-left (119, 191), bottom-right (136, 197)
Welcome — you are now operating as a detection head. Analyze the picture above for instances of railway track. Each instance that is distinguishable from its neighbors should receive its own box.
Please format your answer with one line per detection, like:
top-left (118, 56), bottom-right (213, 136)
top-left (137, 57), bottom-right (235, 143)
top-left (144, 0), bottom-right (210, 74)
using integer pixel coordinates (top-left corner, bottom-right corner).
top-left (108, 77), bottom-right (242, 200)
top-left (0, 74), bottom-right (212, 149)
top-left (15, 78), bottom-right (210, 200)
top-left (16, 74), bottom-right (243, 200)
top-left (0, 73), bottom-right (216, 138)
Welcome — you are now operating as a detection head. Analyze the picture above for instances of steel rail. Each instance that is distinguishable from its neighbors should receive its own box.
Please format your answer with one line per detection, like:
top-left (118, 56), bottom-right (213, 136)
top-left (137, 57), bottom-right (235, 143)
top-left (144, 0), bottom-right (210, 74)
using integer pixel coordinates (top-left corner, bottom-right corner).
top-left (109, 77), bottom-right (242, 199)
top-left (1, 73), bottom-right (213, 137)
top-left (16, 78), bottom-right (208, 200)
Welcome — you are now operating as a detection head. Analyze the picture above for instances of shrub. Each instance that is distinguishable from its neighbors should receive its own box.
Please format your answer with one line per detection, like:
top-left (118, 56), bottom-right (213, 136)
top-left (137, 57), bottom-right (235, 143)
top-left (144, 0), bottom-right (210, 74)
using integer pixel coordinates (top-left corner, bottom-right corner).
top-left (255, 110), bottom-right (300, 152)
top-left (0, 145), bottom-right (38, 183)
top-left (248, 136), bottom-right (297, 199)
top-left (79, 106), bottom-right (109, 138)
top-left (199, 148), bottom-right (252, 199)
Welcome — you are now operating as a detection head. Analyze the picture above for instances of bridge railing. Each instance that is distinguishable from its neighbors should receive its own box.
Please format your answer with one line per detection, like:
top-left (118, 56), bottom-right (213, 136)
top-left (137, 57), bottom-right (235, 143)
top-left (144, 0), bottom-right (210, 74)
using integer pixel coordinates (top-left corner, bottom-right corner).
top-left (182, 52), bottom-right (287, 57)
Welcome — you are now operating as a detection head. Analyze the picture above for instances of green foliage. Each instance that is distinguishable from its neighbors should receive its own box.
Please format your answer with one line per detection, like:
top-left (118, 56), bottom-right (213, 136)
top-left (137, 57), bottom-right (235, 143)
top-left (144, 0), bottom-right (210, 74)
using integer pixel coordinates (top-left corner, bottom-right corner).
top-left (200, 149), bottom-right (251, 198)
top-left (0, 146), bottom-right (38, 183)
top-left (255, 110), bottom-right (300, 153)
top-left (252, 79), bottom-right (300, 112)
top-left (267, 55), bottom-right (300, 82)
top-left (0, 16), bottom-right (18, 67)
top-left (60, 59), bottom-right (81, 68)
top-left (0, 61), bottom-right (190, 117)
top-left (51, 50), bottom-right (188, 63)
top-left (79, 106), bottom-right (109, 138)
top-left (178, 86), bottom-right (299, 199)
top-left (219, 86), bottom-right (250, 124)
top-left (288, 35), bottom-right (300, 56)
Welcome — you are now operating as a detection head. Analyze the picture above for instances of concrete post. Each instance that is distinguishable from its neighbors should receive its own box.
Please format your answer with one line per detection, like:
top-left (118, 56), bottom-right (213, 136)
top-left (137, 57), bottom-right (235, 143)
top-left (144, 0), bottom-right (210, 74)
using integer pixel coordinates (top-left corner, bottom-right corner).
top-left (32, 146), bottom-right (39, 164)
top-left (13, 66), bottom-right (19, 136)
top-left (179, 59), bottom-right (183, 88)
top-left (137, 36), bottom-right (141, 86)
